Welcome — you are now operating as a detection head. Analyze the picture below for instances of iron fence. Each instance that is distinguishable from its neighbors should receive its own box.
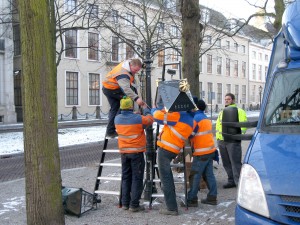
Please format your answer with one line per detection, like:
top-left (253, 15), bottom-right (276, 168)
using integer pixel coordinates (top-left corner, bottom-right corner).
top-left (58, 106), bottom-right (109, 121)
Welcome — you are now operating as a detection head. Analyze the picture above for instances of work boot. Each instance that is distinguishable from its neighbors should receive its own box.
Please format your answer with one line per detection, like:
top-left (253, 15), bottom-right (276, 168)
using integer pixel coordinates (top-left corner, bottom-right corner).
top-left (223, 183), bottom-right (236, 189)
top-left (201, 195), bottom-right (218, 205)
top-left (122, 205), bottom-right (129, 210)
top-left (129, 205), bottom-right (145, 212)
top-left (180, 199), bottom-right (198, 207)
top-left (159, 208), bottom-right (178, 216)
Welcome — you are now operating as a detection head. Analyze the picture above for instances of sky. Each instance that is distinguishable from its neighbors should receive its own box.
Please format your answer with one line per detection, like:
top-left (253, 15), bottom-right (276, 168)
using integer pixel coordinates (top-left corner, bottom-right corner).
top-left (0, 111), bottom-right (260, 156)
top-left (201, 0), bottom-right (274, 20)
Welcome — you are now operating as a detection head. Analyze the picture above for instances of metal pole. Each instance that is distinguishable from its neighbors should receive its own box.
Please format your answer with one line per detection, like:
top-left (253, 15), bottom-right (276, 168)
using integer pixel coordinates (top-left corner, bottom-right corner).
top-left (143, 46), bottom-right (155, 200)
top-left (259, 86), bottom-right (263, 109)
top-left (259, 91), bottom-right (262, 109)
top-left (210, 92), bottom-right (212, 121)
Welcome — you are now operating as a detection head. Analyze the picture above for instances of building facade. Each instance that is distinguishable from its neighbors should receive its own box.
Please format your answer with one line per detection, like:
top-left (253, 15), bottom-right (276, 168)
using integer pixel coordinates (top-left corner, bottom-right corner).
top-left (3, 0), bottom-right (272, 123)
top-left (0, 0), bottom-right (17, 123)
top-left (248, 41), bottom-right (272, 109)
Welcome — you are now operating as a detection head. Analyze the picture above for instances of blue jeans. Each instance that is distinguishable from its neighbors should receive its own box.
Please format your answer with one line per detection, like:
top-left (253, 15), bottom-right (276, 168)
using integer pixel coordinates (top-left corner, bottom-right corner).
top-left (121, 153), bottom-right (145, 208)
top-left (157, 147), bottom-right (178, 211)
top-left (187, 152), bottom-right (217, 201)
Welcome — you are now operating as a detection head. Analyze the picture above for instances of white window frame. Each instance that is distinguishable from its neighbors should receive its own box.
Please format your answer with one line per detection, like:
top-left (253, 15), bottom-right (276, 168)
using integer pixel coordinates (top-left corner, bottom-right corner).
top-left (241, 45), bottom-right (246, 54)
top-left (87, 3), bottom-right (98, 19)
top-left (252, 63), bottom-right (256, 80)
top-left (226, 84), bottom-right (231, 94)
top-left (88, 73), bottom-right (101, 106)
top-left (65, 0), bottom-right (77, 13)
top-left (87, 32), bottom-right (99, 61)
top-left (217, 83), bottom-right (222, 104)
top-left (111, 36), bottom-right (120, 62)
top-left (226, 40), bottom-right (230, 49)
top-left (234, 42), bottom-right (238, 52)
top-left (216, 38), bottom-right (221, 47)
top-left (234, 60), bottom-right (238, 77)
top-left (217, 56), bottom-right (222, 75)
top-left (157, 22), bottom-right (165, 34)
top-left (171, 25), bottom-right (178, 36)
top-left (207, 54), bottom-right (212, 73)
top-left (242, 61), bottom-right (246, 78)
top-left (125, 39), bottom-right (135, 60)
top-left (65, 70), bottom-right (80, 107)
top-left (126, 13), bottom-right (135, 26)
top-left (111, 10), bottom-right (119, 24)
top-left (64, 29), bottom-right (78, 59)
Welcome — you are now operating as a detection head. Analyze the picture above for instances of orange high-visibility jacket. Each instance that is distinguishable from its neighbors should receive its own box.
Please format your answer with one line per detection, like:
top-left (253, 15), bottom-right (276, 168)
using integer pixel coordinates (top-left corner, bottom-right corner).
top-left (190, 111), bottom-right (216, 156)
top-left (115, 109), bottom-right (154, 154)
top-left (102, 61), bottom-right (134, 90)
top-left (151, 108), bottom-right (195, 154)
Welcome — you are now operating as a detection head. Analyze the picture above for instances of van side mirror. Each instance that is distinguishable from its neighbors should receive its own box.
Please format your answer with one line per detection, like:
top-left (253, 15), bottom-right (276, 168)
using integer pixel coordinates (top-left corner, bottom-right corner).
top-left (222, 121), bottom-right (258, 140)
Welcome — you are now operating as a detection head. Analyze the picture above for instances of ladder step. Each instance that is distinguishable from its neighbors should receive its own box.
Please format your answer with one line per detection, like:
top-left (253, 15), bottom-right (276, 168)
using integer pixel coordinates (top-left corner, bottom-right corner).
top-left (154, 163), bottom-right (184, 168)
top-left (95, 190), bottom-right (120, 195)
top-left (153, 178), bottom-right (184, 183)
top-left (100, 163), bottom-right (122, 167)
top-left (103, 149), bottom-right (119, 153)
top-left (98, 176), bottom-right (121, 181)
top-left (152, 193), bottom-right (185, 198)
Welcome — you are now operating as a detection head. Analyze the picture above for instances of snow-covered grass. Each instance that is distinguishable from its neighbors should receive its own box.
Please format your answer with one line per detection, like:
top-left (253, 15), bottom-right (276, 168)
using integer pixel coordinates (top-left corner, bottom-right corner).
top-left (0, 111), bottom-right (260, 156)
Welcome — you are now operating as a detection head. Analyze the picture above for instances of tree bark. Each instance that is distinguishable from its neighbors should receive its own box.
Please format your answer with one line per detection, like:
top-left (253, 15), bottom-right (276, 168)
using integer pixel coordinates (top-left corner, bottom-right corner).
top-left (18, 1), bottom-right (65, 224)
top-left (180, 0), bottom-right (201, 97)
top-left (273, 0), bottom-right (285, 33)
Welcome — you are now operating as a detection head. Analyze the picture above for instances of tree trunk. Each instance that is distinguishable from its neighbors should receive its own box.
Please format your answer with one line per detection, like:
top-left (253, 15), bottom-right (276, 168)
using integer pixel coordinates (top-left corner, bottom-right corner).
top-left (180, 0), bottom-right (201, 97)
top-left (18, 1), bottom-right (65, 224)
top-left (273, 0), bottom-right (285, 33)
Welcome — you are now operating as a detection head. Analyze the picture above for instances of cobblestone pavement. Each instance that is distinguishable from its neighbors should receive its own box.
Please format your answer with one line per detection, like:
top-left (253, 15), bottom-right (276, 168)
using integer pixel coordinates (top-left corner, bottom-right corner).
top-left (0, 139), bottom-right (119, 182)
top-left (0, 121), bottom-right (257, 225)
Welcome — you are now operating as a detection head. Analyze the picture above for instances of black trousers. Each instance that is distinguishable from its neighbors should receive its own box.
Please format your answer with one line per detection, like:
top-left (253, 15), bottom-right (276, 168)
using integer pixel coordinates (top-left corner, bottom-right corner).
top-left (102, 87), bottom-right (124, 134)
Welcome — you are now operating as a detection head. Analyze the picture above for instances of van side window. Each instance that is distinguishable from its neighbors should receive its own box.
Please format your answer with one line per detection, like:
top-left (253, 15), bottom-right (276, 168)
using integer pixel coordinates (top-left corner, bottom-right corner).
top-left (263, 70), bottom-right (300, 132)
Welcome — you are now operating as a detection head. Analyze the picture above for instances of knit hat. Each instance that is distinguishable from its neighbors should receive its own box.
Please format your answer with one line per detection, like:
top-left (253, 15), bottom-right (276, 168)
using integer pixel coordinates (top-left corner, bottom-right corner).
top-left (120, 96), bottom-right (133, 110)
top-left (196, 99), bottom-right (206, 111)
top-left (193, 96), bottom-right (198, 104)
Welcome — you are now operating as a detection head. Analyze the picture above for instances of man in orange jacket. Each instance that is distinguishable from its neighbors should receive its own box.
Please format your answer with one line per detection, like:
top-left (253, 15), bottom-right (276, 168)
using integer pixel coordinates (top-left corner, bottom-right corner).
top-left (115, 97), bottom-right (153, 212)
top-left (184, 100), bottom-right (218, 207)
top-left (151, 107), bottom-right (195, 215)
top-left (102, 59), bottom-right (145, 138)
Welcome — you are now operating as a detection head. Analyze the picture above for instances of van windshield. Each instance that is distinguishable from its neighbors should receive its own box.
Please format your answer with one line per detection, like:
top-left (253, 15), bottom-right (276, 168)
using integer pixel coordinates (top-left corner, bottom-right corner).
top-left (263, 69), bottom-right (300, 132)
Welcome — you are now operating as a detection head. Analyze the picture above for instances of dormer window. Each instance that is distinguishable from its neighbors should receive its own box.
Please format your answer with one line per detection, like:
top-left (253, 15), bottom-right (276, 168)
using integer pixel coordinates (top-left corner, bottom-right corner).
top-left (200, 9), bottom-right (210, 23)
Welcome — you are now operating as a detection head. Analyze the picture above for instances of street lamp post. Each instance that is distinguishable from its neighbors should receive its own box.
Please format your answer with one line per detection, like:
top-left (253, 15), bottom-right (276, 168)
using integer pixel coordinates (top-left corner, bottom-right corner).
top-left (143, 45), bottom-right (155, 201)
top-left (259, 85), bottom-right (262, 109)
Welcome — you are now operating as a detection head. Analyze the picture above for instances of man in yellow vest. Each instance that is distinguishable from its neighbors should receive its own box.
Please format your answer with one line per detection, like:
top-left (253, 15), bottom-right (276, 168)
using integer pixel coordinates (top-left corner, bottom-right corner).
top-left (102, 59), bottom-right (145, 138)
top-left (216, 93), bottom-right (247, 188)
top-left (183, 99), bottom-right (218, 207)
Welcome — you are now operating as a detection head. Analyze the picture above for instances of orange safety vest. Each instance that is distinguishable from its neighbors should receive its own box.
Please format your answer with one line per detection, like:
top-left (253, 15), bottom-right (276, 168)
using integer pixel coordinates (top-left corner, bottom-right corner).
top-left (152, 109), bottom-right (195, 155)
top-left (115, 110), bottom-right (154, 154)
top-left (102, 62), bottom-right (134, 90)
top-left (191, 118), bottom-right (216, 156)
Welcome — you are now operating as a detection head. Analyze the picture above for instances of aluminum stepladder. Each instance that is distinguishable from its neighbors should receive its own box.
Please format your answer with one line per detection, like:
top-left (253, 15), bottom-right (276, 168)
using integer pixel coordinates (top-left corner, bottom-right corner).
top-left (93, 135), bottom-right (123, 208)
top-left (93, 82), bottom-right (141, 208)
top-left (148, 146), bottom-right (190, 210)
top-left (148, 61), bottom-right (190, 210)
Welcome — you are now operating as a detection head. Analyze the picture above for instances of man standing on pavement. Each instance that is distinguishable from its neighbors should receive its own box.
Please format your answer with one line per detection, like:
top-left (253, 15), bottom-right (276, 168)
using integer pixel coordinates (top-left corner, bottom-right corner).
top-left (102, 58), bottom-right (145, 138)
top-left (216, 93), bottom-right (247, 189)
top-left (151, 107), bottom-right (195, 215)
top-left (115, 96), bottom-right (153, 212)
top-left (183, 100), bottom-right (218, 207)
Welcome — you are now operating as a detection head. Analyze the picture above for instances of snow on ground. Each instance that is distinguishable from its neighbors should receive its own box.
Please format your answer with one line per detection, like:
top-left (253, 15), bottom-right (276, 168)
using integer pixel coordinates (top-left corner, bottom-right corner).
top-left (0, 111), bottom-right (260, 156)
